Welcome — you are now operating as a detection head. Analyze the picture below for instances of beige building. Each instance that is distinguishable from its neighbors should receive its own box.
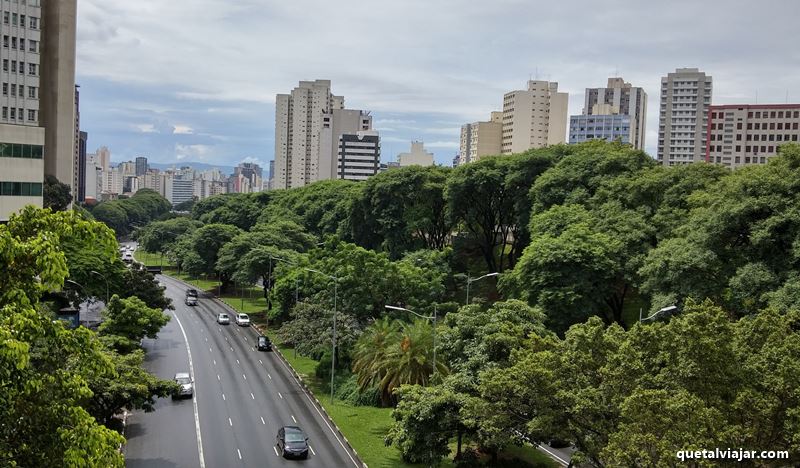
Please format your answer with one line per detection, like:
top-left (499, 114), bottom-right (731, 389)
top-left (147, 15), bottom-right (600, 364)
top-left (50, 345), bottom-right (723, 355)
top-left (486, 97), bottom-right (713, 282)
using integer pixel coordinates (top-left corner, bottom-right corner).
top-left (1, 0), bottom-right (55, 220)
top-left (582, 77), bottom-right (647, 150)
top-left (319, 108), bottom-right (372, 180)
top-left (459, 111), bottom-right (502, 165)
top-left (274, 80), bottom-right (344, 189)
top-left (501, 80), bottom-right (568, 154)
top-left (397, 141), bottom-right (434, 167)
top-left (657, 68), bottom-right (713, 165)
top-left (96, 145), bottom-right (110, 171)
top-left (706, 104), bottom-right (800, 169)
top-left (39, 0), bottom-right (77, 196)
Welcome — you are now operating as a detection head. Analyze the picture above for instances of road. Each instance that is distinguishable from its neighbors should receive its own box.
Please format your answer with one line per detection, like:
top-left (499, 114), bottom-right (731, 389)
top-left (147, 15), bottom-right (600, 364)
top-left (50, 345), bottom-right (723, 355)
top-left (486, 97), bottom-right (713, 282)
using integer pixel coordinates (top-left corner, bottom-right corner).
top-left (124, 274), bottom-right (361, 468)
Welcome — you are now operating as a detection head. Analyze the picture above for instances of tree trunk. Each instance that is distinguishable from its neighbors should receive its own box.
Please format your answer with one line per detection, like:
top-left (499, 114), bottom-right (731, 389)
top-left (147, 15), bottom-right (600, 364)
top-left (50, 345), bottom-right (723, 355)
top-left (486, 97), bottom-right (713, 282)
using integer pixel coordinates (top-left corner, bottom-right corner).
top-left (456, 431), bottom-right (463, 458)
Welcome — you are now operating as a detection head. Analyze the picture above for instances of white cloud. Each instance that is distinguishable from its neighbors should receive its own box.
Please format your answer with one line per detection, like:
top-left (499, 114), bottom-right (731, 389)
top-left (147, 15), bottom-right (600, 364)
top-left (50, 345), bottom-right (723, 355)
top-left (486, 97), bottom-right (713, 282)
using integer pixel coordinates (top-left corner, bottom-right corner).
top-left (173, 125), bottom-right (194, 135)
top-left (132, 123), bottom-right (158, 133)
top-left (175, 143), bottom-right (213, 161)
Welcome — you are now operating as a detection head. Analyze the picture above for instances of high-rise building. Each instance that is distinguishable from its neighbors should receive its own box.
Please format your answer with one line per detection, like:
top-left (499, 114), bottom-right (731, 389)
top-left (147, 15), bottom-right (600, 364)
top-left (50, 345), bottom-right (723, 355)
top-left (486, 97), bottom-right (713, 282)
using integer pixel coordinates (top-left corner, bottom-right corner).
top-left (274, 80), bottom-right (344, 189)
top-left (569, 114), bottom-right (632, 145)
top-left (135, 156), bottom-right (148, 176)
top-left (40, 0), bottom-right (78, 195)
top-left (319, 109), bottom-right (373, 180)
top-left (397, 141), bottom-right (435, 167)
top-left (171, 177), bottom-right (194, 205)
top-left (706, 104), bottom-right (800, 169)
top-left (96, 146), bottom-right (110, 172)
top-left (84, 153), bottom-right (102, 201)
top-left (580, 77), bottom-right (647, 149)
top-left (73, 85), bottom-right (81, 200)
top-left (657, 68), bottom-right (713, 166)
top-left (76, 130), bottom-right (87, 201)
top-left (459, 111), bottom-right (503, 165)
top-left (336, 130), bottom-right (380, 181)
top-left (501, 80), bottom-right (568, 154)
top-left (0, 0), bottom-right (45, 220)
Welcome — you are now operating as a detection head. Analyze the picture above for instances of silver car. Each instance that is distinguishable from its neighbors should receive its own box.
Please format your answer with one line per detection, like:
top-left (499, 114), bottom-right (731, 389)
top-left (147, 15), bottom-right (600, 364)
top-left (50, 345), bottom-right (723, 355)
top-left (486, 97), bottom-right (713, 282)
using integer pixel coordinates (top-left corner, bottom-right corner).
top-left (235, 313), bottom-right (250, 326)
top-left (217, 313), bottom-right (230, 325)
top-left (173, 372), bottom-right (193, 399)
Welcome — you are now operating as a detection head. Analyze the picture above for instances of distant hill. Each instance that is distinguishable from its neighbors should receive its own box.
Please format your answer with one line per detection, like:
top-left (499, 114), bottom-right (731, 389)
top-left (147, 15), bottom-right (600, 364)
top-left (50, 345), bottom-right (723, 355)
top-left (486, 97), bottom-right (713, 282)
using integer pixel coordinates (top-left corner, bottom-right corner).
top-left (113, 161), bottom-right (236, 174)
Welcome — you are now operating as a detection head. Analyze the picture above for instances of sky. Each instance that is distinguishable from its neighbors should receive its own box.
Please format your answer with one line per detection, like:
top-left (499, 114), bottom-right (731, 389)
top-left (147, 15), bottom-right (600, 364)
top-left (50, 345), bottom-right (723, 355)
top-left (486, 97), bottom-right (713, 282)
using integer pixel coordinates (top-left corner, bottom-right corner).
top-left (76, 0), bottom-right (800, 170)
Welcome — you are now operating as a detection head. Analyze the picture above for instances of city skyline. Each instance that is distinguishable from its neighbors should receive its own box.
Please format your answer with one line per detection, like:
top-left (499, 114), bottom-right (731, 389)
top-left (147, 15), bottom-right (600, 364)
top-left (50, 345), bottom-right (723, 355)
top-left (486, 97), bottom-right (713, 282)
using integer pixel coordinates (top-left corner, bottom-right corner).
top-left (76, 0), bottom-right (800, 166)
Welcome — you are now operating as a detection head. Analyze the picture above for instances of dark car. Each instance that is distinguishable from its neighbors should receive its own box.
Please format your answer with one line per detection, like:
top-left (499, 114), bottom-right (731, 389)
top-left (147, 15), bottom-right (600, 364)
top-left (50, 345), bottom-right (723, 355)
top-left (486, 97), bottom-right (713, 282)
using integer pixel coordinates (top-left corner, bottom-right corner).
top-left (277, 426), bottom-right (309, 459)
top-left (257, 335), bottom-right (272, 351)
top-left (185, 289), bottom-right (198, 298)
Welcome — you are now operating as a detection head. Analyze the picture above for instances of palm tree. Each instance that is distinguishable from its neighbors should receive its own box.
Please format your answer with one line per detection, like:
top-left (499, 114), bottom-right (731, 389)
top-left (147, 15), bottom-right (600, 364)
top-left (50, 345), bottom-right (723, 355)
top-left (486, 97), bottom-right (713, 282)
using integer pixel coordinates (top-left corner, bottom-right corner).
top-left (352, 317), bottom-right (398, 392)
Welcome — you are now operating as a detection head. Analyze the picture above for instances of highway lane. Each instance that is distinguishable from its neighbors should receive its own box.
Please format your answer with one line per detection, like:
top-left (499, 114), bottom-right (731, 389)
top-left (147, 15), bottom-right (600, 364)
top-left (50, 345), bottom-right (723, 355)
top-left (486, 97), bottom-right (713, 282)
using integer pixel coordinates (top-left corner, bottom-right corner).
top-left (126, 274), bottom-right (361, 467)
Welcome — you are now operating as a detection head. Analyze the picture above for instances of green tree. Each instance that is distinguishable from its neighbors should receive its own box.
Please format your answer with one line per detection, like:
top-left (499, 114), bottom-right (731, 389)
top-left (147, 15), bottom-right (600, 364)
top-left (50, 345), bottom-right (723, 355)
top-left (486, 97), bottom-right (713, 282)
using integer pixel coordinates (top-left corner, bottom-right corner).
top-left (138, 216), bottom-right (202, 255)
top-left (86, 349), bottom-right (177, 426)
top-left (91, 201), bottom-right (129, 237)
top-left (99, 295), bottom-right (170, 352)
top-left (277, 301), bottom-right (360, 361)
top-left (43, 174), bottom-right (73, 211)
top-left (181, 223), bottom-right (242, 292)
top-left (350, 166), bottom-right (452, 257)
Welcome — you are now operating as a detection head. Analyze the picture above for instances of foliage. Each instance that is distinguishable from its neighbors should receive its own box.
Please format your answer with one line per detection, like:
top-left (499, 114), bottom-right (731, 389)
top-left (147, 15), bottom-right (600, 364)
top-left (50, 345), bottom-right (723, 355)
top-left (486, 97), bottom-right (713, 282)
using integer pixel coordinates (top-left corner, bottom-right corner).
top-left (350, 166), bottom-right (452, 258)
top-left (91, 189), bottom-right (172, 236)
top-left (179, 223), bottom-right (242, 291)
top-left (277, 301), bottom-right (360, 361)
top-left (446, 149), bottom-right (557, 273)
top-left (99, 295), bottom-right (170, 352)
top-left (43, 174), bottom-right (73, 211)
top-left (137, 216), bottom-right (202, 254)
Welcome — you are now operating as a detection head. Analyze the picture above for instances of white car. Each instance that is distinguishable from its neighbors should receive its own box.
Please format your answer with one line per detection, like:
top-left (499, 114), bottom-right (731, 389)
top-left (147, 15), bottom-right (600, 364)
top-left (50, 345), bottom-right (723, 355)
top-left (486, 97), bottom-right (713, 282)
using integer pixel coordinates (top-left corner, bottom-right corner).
top-left (217, 313), bottom-right (230, 325)
top-left (173, 372), bottom-right (193, 399)
top-left (235, 313), bottom-right (250, 327)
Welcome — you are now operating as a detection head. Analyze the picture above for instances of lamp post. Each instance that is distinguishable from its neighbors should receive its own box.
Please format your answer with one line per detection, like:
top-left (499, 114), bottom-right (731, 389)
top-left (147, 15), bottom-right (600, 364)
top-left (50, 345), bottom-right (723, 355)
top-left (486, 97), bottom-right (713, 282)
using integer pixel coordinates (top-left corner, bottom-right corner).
top-left (305, 268), bottom-right (339, 404)
top-left (465, 272), bottom-right (500, 305)
top-left (385, 304), bottom-right (438, 380)
top-left (89, 270), bottom-right (109, 305)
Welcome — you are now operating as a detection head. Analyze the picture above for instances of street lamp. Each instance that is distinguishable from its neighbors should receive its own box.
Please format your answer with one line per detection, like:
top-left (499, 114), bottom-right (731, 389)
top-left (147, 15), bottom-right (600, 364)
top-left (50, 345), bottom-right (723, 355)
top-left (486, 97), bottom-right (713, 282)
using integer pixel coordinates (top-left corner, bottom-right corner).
top-left (640, 305), bottom-right (678, 322)
top-left (304, 268), bottom-right (339, 404)
top-left (89, 270), bottom-right (109, 305)
top-left (465, 272), bottom-right (500, 305)
top-left (385, 304), bottom-right (438, 380)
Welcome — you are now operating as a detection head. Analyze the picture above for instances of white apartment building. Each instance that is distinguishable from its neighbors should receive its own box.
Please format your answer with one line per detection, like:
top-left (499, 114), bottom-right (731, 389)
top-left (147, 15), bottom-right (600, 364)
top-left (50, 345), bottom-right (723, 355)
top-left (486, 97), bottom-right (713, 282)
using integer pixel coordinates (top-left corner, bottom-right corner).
top-left (459, 111), bottom-right (503, 165)
top-left (582, 77), bottom-right (647, 150)
top-left (336, 130), bottom-right (380, 181)
top-left (397, 141), bottom-right (434, 167)
top-left (657, 68), bottom-right (713, 165)
top-left (501, 80), bottom-right (568, 154)
top-left (319, 108), bottom-right (372, 180)
top-left (274, 80), bottom-right (344, 189)
top-left (84, 153), bottom-right (101, 200)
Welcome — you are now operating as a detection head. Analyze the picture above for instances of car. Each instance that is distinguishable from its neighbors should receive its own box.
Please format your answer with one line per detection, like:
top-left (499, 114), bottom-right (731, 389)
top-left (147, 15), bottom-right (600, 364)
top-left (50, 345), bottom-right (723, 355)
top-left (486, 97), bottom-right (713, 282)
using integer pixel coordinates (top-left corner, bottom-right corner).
top-left (235, 313), bottom-right (250, 326)
top-left (185, 295), bottom-right (198, 306)
top-left (257, 335), bottom-right (272, 351)
top-left (173, 372), bottom-right (193, 399)
top-left (217, 313), bottom-right (230, 325)
top-left (277, 426), bottom-right (309, 459)
top-left (122, 253), bottom-right (133, 264)
top-left (185, 289), bottom-right (198, 298)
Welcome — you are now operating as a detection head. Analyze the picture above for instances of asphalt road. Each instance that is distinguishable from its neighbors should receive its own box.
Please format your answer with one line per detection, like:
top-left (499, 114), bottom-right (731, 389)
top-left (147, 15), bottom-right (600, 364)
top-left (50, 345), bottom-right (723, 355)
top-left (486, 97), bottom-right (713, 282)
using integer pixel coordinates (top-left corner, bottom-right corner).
top-left (124, 275), bottom-right (361, 468)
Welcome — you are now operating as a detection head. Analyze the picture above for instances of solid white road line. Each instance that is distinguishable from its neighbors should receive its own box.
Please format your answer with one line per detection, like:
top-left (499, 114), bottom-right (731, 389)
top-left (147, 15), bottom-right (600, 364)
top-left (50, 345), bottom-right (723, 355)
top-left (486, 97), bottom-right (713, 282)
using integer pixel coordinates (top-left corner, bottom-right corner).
top-left (261, 416), bottom-right (266, 425)
top-left (273, 348), bottom-right (360, 468)
top-left (237, 448), bottom-right (242, 460)
top-left (173, 314), bottom-right (206, 468)
top-left (291, 415), bottom-right (296, 423)
top-left (309, 446), bottom-right (316, 456)
top-left (273, 446), bottom-right (279, 457)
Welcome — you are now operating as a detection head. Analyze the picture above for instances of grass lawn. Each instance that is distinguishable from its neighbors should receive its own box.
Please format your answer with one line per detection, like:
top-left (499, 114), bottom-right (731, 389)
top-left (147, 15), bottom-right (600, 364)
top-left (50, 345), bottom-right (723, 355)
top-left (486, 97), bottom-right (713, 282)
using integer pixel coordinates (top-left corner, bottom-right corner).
top-left (132, 250), bottom-right (172, 268)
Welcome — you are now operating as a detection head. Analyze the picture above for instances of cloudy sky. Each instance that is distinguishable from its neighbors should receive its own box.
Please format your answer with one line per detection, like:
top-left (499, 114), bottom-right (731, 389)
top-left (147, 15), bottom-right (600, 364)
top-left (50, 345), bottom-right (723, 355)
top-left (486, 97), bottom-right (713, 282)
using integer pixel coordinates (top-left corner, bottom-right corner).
top-left (77, 0), bottom-right (800, 170)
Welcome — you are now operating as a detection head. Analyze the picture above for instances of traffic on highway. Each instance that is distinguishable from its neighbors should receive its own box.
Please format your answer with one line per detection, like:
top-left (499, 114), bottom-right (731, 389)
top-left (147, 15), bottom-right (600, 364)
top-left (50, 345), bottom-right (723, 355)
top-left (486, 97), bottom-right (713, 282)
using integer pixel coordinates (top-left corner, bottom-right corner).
top-left (124, 274), bottom-right (362, 468)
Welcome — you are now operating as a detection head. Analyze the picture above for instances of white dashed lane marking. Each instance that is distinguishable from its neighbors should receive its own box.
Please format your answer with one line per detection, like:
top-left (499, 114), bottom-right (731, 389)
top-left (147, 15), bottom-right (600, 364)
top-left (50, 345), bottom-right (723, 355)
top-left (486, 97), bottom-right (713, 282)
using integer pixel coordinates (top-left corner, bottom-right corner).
top-left (250, 393), bottom-right (255, 400)
top-left (237, 449), bottom-right (242, 460)
top-left (291, 415), bottom-right (296, 423)
top-left (278, 392), bottom-right (283, 399)
top-left (228, 418), bottom-right (233, 427)
top-left (261, 416), bottom-right (266, 425)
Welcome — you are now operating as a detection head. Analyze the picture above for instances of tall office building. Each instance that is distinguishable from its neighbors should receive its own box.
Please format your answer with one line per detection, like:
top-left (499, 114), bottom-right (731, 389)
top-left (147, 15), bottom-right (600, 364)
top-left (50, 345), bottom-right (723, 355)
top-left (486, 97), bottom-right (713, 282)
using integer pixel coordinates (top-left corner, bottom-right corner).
top-left (96, 145), bottom-right (110, 171)
top-left (459, 111), bottom-right (503, 165)
top-left (135, 156), bottom-right (148, 176)
top-left (84, 152), bottom-right (102, 201)
top-left (501, 80), bottom-right (568, 154)
top-left (76, 130), bottom-right (86, 201)
top-left (336, 130), bottom-right (380, 181)
top-left (657, 68), bottom-right (713, 165)
top-left (319, 108), bottom-right (372, 180)
top-left (706, 104), bottom-right (800, 169)
top-left (274, 80), bottom-right (344, 189)
top-left (40, 0), bottom-right (78, 195)
top-left (0, 0), bottom-right (45, 220)
top-left (578, 77), bottom-right (647, 149)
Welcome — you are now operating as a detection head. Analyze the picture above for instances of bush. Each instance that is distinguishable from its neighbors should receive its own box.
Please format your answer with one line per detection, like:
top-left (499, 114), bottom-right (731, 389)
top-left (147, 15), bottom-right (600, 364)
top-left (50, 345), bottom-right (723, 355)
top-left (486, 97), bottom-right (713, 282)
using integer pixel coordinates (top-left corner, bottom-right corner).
top-left (335, 375), bottom-right (381, 407)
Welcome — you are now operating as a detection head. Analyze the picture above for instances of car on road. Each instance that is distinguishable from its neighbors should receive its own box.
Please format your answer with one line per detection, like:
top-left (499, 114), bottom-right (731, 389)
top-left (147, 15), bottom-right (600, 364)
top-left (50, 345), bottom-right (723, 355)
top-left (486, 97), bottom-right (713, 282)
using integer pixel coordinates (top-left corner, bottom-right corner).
top-left (277, 426), bottom-right (309, 459)
top-left (235, 313), bottom-right (250, 326)
top-left (257, 335), bottom-right (272, 351)
top-left (173, 372), bottom-right (193, 399)
top-left (185, 289), bottom-right (198, 306)
top-left (217, 313), bottom-right (230, 325)
top-left (122, 253), bottom-right (133, 263)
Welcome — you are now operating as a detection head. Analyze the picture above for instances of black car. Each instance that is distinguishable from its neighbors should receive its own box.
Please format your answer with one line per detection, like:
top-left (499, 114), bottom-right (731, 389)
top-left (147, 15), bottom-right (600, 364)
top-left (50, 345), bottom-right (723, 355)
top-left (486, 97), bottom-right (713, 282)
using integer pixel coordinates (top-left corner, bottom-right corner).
top-left (185, 289), bottom-right (198, 298)
top-left (277, 426), bottom-right (309, 459)
top-left (257, 335), bottom-right (272, 351)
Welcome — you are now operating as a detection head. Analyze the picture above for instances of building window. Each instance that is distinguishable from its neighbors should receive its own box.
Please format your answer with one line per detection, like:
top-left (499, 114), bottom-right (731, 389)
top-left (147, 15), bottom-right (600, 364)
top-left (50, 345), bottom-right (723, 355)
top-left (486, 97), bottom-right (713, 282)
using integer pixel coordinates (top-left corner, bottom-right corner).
top-left (2, 12), bottom-right (7, 24)
top-left (2, 60), bottom-right (6, 72)
top-left (11, 13), bottom-right (17, 26)
top-left (1, 107), bottom-right (6, 120)
top-left (0, 143), bottom-right (45, 159)
top-left (9, 84), bottom-right (15, 96)
top-left (19, 14), bottom-right (24, 27)
top-left (10, 37), bottom-right (16, 49)
top-left (17, 108), bottom-right (22, 120)
top-left (27, 109), bottom-right (35, 121)
top-left (2, 35), bottom-right (7, 48)
top-left (778, 111), bottom-right (784, 118)
top-left (746, 146), bottom-right (751, 152)
top-left (29, 17), bottom-right (38, 29)
top-left (0, 182), bottom-right (44, 197)
top-left (28, 86), bottom-right (35, 99)
top-left (736, 146), bottom-right (741, 152)
top-left (28, 40), bottom-right (37, 53)
top-left (9, 108), bottom-right (15, 120)
top-left (28, 63), bottom-right (36, 76)
top-left (737, 122), bottom-right (742, 129)
top-left (1, 83), bottom-right (6, 96)
top-left (19, 38), bottom-right (23, 50)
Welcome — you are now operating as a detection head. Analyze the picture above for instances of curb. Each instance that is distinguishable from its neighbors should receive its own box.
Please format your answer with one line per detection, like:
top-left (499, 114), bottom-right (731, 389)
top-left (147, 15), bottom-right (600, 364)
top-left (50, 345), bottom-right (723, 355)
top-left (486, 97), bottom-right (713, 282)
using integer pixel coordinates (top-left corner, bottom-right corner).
top-left (161, 273), bottom-right (367, 468)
